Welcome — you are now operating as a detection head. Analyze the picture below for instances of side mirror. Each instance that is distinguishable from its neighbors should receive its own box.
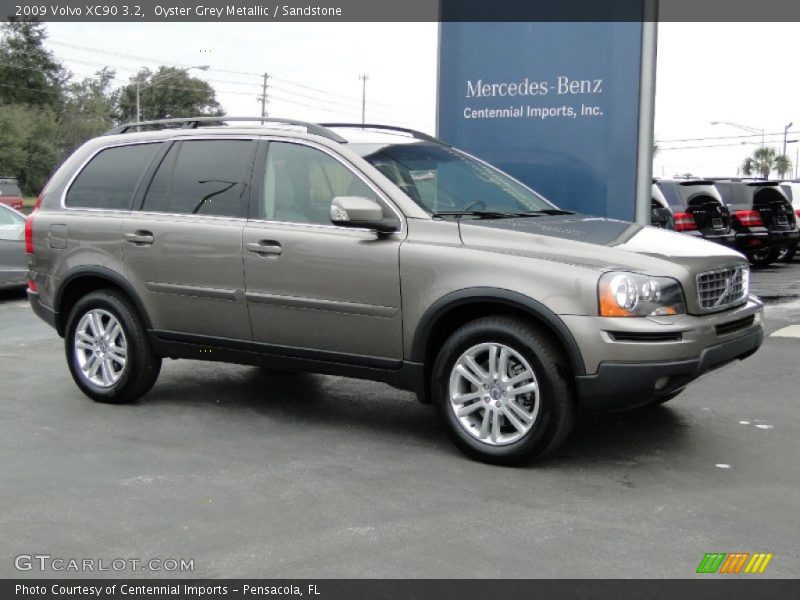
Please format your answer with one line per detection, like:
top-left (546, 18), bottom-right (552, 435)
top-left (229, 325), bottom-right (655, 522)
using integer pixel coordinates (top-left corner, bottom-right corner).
top-left (330, 196), bottom-right (399, 233)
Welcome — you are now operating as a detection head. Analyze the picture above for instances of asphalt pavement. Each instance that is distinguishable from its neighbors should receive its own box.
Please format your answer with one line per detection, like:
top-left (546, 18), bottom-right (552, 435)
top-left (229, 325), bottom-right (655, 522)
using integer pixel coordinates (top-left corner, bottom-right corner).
top-left (1, 263), bottom-right (798, 579)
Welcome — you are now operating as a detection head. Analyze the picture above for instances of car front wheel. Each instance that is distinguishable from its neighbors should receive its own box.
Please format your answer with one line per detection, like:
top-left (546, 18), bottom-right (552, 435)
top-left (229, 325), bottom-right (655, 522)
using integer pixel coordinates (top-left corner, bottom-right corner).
top-left (65, 290), bottom-right (161, 403)
top-left (431, 317), bottom-right (575, 465)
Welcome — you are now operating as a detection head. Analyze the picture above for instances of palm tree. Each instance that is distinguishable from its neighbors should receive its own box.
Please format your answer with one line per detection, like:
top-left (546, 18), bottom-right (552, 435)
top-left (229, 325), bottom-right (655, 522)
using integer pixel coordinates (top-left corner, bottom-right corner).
top-left (741, 157), bottom-right (754, 176)
top-left (774, 154), bottom-right (792, 179)
top-left (747, 147), bottom-right (776, 178)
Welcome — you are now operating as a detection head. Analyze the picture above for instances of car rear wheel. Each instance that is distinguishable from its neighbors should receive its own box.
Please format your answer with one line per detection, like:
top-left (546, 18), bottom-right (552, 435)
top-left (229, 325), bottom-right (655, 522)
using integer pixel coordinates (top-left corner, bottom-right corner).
top-left (747, 247), bottom-right (779, 268)
top-left (776, 246), bottom-right (797, 262)
top-left (431, 317), bottom-right (575, 465)
top-left (65, 290), bottom-right (161, 403)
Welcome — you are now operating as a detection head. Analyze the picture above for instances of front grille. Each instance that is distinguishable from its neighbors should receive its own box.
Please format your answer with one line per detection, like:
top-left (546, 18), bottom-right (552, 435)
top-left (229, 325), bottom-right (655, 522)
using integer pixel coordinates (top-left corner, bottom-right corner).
top-left (716, 315), bottom-right (755, 336)
top-left (696, 265), bottom-right (749, 311)
top-left (608, 331), bottom-right (682, 343)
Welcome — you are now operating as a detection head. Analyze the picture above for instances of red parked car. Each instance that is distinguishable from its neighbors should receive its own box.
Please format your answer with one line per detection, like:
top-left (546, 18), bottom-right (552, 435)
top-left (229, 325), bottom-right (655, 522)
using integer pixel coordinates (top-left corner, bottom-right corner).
top-left (0, 177), bottom-right (24, 212)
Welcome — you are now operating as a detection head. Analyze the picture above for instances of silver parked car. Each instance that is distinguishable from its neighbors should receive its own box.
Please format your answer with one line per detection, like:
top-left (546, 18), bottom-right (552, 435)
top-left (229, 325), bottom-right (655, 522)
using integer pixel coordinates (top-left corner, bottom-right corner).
top-left (0, 203), bottom-right (27, 290)
top-left (26, 117), bottom-right (764, 464)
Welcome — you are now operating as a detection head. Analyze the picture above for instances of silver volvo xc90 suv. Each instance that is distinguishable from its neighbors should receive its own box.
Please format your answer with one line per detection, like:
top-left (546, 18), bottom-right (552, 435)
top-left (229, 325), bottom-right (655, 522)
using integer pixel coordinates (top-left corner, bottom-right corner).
top-left (26, 117), bottom-right (764, 464)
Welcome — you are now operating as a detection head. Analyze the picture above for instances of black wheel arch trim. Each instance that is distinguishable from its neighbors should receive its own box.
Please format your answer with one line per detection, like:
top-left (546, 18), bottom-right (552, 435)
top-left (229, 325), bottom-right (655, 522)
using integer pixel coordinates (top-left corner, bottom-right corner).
top-left (54, 265), bottom-right (153, 336)
top-left (410, 287), bottom-right (587, 377)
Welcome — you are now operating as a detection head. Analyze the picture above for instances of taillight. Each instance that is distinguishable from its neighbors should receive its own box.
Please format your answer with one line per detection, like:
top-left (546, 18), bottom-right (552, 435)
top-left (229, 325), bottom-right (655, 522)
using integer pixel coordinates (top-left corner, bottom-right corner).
top-left (673, 211), bottom-right (697, 232)
top-left (24, 196), bottom-right (42, 254)
top-left (795, 209), bottom-right (800, 219)
top-left (734, 209), bottom-right (763, 227)
top-left (27, 279), bottom-right (38, 293)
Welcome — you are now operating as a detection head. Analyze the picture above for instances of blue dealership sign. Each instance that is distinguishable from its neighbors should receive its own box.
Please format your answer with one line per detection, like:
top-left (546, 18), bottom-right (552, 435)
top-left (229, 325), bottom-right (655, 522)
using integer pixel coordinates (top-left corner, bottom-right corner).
top-left (438, 21), bottom-right (650, 221)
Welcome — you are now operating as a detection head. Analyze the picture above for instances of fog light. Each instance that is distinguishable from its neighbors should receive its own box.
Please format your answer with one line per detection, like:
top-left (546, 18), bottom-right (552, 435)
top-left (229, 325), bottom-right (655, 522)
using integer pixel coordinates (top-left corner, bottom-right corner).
top-left (27, 279), bottom-right (37, 293)
top-left (654, 376), bottom-right (670, 390)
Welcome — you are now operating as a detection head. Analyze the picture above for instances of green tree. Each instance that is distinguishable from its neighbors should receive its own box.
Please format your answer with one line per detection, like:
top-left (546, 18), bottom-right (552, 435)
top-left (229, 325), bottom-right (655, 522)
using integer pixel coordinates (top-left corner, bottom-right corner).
top-left (116, 67), bottom-right (223, 122)
top-left (0, 105), bottom-right (60, 195)
top-left (59, 68), bottom-right (118, 154)
top-left (743, 146), bottom-right (777, 179)
top-left (0, 20), bottom-right (68, 110)
top-left (774, 154), bottom-right (792, 179)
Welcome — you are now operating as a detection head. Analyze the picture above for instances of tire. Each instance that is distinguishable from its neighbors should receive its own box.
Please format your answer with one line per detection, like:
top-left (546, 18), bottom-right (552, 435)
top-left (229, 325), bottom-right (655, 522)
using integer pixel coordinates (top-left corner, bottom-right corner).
top-left (777, 246), bottom-right (797, 263)
top-left (65, 289), bottom-right (161, 403)
top-left (431, 316), bottom-right (576, 466)
top-left (747, 247), bottom-right (779, 268)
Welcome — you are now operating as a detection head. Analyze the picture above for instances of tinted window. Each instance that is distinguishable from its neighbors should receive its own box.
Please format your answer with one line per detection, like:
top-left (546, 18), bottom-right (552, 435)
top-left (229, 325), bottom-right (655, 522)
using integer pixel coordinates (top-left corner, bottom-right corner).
top-left (143, 140), bottom-right (252, 217)
top-left (656, 181), bottom-right (683, 208)
top-left (66, 144), bottom-right (161, 210)
top-left (0, 183), bottom-right (22, 196)
top-left (263, 142), bottom-right (379, 225)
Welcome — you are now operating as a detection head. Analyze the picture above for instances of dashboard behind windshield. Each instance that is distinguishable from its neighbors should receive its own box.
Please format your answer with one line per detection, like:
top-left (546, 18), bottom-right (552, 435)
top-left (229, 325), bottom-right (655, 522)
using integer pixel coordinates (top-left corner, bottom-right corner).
top-left (351, 142), bottom-right (555, 215)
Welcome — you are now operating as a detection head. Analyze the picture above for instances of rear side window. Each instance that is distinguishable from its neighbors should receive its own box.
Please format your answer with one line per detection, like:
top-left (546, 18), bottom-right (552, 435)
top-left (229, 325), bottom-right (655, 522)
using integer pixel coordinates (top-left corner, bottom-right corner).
top-left (65, 143), bottom-right (161, 210)
top-left (0, 183), bottom-right (22, 196)
top-left (656, 182), bottom-right (683, 208)
top-left (142, 140), bottom-right (253, 217)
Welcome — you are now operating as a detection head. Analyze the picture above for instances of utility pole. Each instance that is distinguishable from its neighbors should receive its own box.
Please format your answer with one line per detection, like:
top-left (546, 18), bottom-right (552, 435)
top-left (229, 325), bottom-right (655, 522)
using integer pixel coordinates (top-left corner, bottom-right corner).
top-left (783, 121), bottom-right (793, 157)
top-left (258, 73), bottom-right (270, 119)
top-left (359, 74), bottom-right (369, 125)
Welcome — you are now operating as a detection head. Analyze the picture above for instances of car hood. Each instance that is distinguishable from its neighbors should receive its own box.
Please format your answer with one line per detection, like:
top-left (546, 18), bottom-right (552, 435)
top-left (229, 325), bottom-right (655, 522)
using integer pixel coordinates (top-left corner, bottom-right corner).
top-left (457, 214), bottom-right (746, 274)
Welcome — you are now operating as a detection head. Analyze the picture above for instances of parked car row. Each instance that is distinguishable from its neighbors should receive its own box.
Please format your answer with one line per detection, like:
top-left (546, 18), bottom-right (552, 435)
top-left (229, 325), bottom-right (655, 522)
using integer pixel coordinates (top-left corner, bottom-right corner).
top-left (0, 203), bottom-right (27, 290)
top-left (0, 177), bottom-right (24, 212)
top-left (652, 178), bottom-right (800, 267)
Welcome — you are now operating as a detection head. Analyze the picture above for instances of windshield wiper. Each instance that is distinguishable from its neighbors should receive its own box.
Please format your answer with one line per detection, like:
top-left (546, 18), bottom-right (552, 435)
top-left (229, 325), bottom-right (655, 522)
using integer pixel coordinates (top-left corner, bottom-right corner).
top-left (521, 209), bottom-right (576, 215)
top-left (431, 210), bottom-right (519, 219)
top-left (432, 208), bottom-right (576, 219)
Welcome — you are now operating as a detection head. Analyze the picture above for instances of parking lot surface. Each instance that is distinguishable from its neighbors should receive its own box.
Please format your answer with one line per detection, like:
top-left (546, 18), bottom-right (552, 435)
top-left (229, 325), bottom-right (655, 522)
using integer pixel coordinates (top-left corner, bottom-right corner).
top-left (1, 261), bottom-right (799, 579)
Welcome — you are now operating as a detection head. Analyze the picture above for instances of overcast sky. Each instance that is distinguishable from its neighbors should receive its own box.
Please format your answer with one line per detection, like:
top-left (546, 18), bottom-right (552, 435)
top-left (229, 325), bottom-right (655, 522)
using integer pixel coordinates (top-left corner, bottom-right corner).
top-left (40, 21), bottom-right (800, 179)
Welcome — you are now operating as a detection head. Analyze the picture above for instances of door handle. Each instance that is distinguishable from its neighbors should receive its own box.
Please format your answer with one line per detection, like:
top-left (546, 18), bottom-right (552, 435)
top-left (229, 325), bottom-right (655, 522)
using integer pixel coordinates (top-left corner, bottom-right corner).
top-left (246, 241), bottom-right (282, 256)
top-left (124, 231), bottom-right (154, 245)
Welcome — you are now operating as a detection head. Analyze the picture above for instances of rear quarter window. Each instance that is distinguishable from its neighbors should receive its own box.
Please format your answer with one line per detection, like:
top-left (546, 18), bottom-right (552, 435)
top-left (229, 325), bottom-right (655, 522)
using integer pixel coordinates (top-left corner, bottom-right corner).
top-left (655, 181), bottom-right (683, 208)
top-left (65, 143), bottom-right (162, 210)
top-left (0, 183), bottom-right (22, 196)
top-left (142, 139), bottom-right (253, 218)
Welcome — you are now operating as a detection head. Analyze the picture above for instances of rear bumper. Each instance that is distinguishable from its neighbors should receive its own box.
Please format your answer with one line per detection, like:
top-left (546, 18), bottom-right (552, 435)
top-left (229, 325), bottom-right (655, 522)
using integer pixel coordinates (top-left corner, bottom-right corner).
top-left (733, 228), bottom-right (799, 250)
top-left (575, 326), bottom-right (763, 413)
top-left (690, 230), bottom-right (736, 247)
top-left (767, 229), bottom-right (799, 249)
top-left (28, 290), bottom-right (58, 330)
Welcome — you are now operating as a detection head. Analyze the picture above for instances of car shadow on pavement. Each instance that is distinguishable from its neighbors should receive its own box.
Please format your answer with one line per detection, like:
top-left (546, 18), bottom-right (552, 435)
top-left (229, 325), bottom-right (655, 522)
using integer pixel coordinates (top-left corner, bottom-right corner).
top-left (0, 288), bottom-right (27, 304)
top-left (142, 363), bottom-right (690, 464)
top-left (548, 405), bottom-right (688, 467)
top-left (143, 363), bottom-right (443, 445)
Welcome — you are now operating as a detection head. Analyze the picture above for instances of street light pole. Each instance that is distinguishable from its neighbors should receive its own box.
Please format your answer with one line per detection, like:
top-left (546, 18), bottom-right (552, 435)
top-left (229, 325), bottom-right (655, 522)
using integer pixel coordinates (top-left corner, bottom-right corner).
top-left (359, 74), bottom-right (369, 125)
top-left (711, 121), bottom-right (765, 148)
top-left (135, 65), bottom-right (210, 122)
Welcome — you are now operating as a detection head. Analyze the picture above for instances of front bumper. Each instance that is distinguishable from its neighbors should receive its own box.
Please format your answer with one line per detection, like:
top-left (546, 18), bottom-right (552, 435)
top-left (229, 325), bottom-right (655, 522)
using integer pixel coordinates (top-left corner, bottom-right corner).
top-left (565, 298), bottom-right (765, 413)
top-left (574, 326), bottom-right (763, 412)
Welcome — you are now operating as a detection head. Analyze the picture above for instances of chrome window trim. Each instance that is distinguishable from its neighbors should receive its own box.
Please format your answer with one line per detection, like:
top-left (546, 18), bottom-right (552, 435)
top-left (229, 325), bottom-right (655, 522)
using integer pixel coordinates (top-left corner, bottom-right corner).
top-left (247, 136), bottom-right (407, 236)
top-left (60, 136), bottom-right (259, 213)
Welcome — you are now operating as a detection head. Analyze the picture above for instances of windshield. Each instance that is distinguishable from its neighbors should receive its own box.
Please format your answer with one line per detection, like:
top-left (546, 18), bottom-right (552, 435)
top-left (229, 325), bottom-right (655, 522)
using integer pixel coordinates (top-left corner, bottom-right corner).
top-left (353, 143), bottom-right (556, 216)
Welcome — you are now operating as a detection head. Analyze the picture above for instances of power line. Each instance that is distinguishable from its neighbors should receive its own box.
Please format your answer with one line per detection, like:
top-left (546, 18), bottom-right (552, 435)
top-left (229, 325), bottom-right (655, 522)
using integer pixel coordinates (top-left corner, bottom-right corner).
top-left (44, 39), bottom-right (429, 112)
top-left (655, 130), bottom-right (800, 143)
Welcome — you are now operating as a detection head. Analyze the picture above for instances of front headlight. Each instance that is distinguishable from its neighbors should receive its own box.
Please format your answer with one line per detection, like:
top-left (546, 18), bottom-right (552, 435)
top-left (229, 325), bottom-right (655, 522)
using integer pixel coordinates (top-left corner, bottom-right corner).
top-left (598, 272), bottom-right (687, 317)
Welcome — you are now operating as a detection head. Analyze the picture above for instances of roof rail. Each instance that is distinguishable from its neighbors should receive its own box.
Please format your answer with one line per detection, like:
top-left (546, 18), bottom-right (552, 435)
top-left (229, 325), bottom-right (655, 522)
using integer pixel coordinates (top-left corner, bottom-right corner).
top-left (320, 123), bottom-right (444, 144)
top-left (105, 116), bottom-right (348, 143)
